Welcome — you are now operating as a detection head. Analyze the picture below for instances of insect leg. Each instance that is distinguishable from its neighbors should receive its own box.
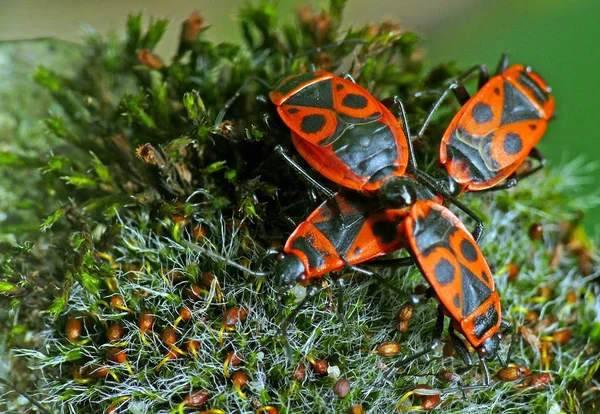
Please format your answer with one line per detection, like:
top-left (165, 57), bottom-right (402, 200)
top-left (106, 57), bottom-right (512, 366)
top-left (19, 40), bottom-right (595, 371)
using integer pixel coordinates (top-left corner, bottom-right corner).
top-left (495, 54), bottom-right (510, 76)
top-left (274, 145), bottom-right (337, 199)
top-left (389, 306), bottom-right (445, 375)
top-left (379, 96), bottom-right (419, 170)
top-left (343, 262), bottom-right (420, 304)
top-left (511, 147), bottom-right (547, 182)
top-left (279, 283), bottom-right (321, 363)
top-left (412, 82), bottom-right (460, 141)
top-left (215, 76), bottom-right (272, 127)
top-left (362, 256), bottom-right (414, 267)
top-left (332, 275), bottom-right (349, 331)
top-left (286, 39), bottom-right (367, 70)
top-left (181, 240), bottom-right (270, 278)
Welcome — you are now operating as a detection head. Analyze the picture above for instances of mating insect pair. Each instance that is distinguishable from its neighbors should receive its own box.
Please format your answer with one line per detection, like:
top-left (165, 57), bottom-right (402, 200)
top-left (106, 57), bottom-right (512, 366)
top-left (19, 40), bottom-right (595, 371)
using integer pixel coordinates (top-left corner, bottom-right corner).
top-left (187, 52), bottom-right (554, 391)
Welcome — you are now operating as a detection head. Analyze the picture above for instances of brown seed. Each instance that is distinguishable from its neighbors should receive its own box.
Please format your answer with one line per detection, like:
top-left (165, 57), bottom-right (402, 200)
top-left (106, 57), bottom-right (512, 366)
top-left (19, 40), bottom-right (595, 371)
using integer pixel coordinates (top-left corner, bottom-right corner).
top-left (496, 365), bottom-right (531, 381)
top-left (66, 317), bottom-right (82, 342)
top-left (226, 350), bottom-right (243, 367)
top-left (192, 224), bottom-right (207, 241)
top-left (256, 406), bottom-right (278, 414)
top-left (525, 311), bottom-right (539, 323)
top-left (293, 364), bottom-right (306, 381)
top-left (579, 252), bottom-right (594, 276)
top-left (534, 315), bottom-right (558, 333)
top-left (232, 370), bottom-right (248, 389)
top-left (201, 272), bottom-right (216, 287)
top-left (507, 263), bottom-right (519, 283)
top-left (106, 348), bottom-right (127, 364)
top-left (522, 372), bottom-right (552, 389)
top-left (398, 321), bottom-right (409, 333)
top-left (566, 291), bottom-right (578, 305)
top-left (436, 371), bottom-right (460, 382)
top-left (187, 340), bottom-right (200, 354)
top-left (311, 359), bottom-right (329, 374)
top-left (529, 223), bottom-right (543, 241)
top-left (137, 49), bottom-right (164, 70)
top-left (89, 365), bottom-right (110, 379)
top-left (106, 323), bottom-right (124, 343)
top-left (552, 328), bottom-right (572, 344)
top-left (218, 120), bottom-right (234, 136)
top-left (138, 312), bottom-right (154, 333)
top-left (183, 389), bottom-right (210, 407)
top-left (182, 11), bottom-right (204, 42)
top-left (442, 341), bottom-right (456, 357)
top-left (72, 365), bottom-right (88, 380)
top-left (397, 303), bottom-right (414, 332)
top-left (186, 284), bottom-right (206, 300)
top-left (346, 405), bottom-right (364, 414)
top-left (537, 285), bottom-right (552, 300)
top-left (519, 326), bottom-right (541, 351)
top-left (223, 307), bottom-right (247, 327)
top-left (162, 327), bottom-right (177, 346)
top-left (377, 341), bottom-right (401, 357)
top-left (110, 296), bottom-right (126, 310)
top-left (414, 384), bottom-right (441, 410)
top-left (333, 378), bottom-right (350, 398)
top-left (310, 13), bottom-right (333, 45)
top-left (179, 307), bottom-right (192, 322)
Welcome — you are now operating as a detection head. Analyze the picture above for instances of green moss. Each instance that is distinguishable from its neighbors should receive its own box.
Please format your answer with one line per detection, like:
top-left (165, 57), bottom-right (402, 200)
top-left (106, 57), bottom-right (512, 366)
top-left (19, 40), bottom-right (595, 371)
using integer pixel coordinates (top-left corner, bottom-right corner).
top-left (1, 1), bottom-right (599, 413)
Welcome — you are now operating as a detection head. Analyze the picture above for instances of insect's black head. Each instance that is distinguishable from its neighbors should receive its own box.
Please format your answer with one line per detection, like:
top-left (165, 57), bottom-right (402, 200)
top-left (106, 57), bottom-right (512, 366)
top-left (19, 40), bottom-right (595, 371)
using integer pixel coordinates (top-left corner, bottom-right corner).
top-left (379, 176), bottom-right (418, 209)
top-left (476, 332), bottom-right (502, 361)
top-left (274, 253), bottom-right (306, 292)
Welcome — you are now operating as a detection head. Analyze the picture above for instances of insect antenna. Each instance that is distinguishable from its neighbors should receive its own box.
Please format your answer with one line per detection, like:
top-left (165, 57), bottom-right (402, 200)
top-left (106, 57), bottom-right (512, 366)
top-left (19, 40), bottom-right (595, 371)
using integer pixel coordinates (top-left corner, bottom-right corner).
top-left (181, 240), bottom-right (271, 278)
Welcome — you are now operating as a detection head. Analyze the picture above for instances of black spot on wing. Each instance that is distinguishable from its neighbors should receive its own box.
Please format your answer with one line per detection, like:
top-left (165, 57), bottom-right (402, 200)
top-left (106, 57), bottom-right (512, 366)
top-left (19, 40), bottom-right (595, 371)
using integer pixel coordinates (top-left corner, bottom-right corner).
top-left (471, 102), bottom-right (494, 124)
top-left (481, 270), bottom-right (489, 284)
top-left (453, 294), bottom-right (461, 310)
top-left (372, 220), bottom-right (397, 245)
top-left (501, 80), bottom-right (543, 125)
top-left (503, 132), bottom-right (523, 155)
top-left (473, 303), bottom-right (499, 339)
top-left (342, 93), bottom-right (368, 109)
top-left (291, 236), bottom-right (325, 269)
top-left (301, 114), bottom-right (327, 134)
top-left (287, 108), bottom-right (300, 114)
top-left (461, 264), bottom-right (492, 317)
top-left (493, 87), bottom-right (501, 96)
top-left (434, 258), bottom-right (456, 285)
top-left (460, 239), bottom-right (478, 262)
top-left (336, 83), bottom-right (344, 91)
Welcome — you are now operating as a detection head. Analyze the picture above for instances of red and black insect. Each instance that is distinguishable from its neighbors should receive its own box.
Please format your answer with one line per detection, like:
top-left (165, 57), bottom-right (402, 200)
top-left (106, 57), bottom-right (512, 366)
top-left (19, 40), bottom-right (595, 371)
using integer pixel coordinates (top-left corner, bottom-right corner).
top-left (274, 180), bottom-right (439, 289)
top-left (184, 176), bottom-right (509, 390)
top-left (421, 55), bottom-right (555, 194)
top-left (269, 71), bottom-right (410, 192)
top-left (399, 197), bottom-right (509, 383)
top-left (267, 70), bottom-right (483, 240)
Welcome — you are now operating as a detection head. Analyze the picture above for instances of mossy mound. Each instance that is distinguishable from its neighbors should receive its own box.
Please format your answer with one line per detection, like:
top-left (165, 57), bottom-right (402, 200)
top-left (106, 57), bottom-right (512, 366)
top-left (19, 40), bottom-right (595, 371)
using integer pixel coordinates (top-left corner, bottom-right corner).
top-left (1, 2), bottom-right (599, 413)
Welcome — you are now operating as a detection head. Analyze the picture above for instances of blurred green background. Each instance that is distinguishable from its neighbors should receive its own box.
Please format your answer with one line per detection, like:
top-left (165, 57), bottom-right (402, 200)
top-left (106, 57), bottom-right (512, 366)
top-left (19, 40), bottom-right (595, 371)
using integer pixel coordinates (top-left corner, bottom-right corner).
top-left (1, 0), bottom-right (598, 234)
